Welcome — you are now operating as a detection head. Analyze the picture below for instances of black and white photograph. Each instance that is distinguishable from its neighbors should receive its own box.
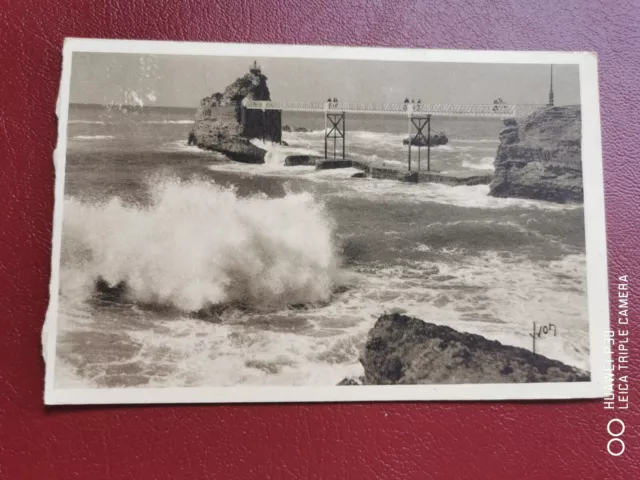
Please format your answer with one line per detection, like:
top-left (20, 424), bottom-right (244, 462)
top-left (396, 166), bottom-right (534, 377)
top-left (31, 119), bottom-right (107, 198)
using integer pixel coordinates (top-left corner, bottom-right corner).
top-left (44, 40), bottom-right (608, 404)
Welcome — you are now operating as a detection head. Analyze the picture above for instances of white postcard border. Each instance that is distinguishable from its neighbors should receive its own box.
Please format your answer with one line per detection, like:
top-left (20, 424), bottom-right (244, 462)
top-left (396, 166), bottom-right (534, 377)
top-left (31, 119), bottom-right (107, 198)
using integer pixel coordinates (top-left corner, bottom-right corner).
top-left (44, 38), bottom-right (609, 405)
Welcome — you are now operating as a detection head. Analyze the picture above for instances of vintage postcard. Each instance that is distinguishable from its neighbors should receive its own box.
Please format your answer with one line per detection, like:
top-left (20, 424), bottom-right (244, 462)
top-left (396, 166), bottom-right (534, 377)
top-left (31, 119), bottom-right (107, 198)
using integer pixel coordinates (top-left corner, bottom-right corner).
top-left (44, 39), bottom-right (609, 404)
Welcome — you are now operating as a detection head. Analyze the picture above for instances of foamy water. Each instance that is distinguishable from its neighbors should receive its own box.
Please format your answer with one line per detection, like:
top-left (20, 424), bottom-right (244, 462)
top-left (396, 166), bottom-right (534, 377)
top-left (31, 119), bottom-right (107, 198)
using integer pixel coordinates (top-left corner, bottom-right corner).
top-left (250, 138), bottom-right (319, 167)
top-left (463, 156), bottom-right (495, 170)
top-left (61, 178), bottom-right (341, 312)
top-left (54, 106), bottom-right (590, 389)
top-left (73, 135), bottom-right (115, 140)
top-left (143, 120), bottom-right (194, 124)
top-left (207, 139), bottom-right (578, 212)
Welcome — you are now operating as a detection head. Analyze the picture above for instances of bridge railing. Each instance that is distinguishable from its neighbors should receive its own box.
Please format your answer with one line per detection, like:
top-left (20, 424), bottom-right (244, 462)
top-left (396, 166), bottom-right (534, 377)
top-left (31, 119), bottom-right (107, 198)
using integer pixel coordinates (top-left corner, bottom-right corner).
top-left (242, 99), bottom-right (547, 118)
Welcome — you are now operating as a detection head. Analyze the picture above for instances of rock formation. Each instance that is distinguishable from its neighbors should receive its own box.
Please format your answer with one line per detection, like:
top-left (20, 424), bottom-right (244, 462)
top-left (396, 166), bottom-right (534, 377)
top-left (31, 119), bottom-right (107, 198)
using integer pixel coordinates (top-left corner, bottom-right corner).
top-left (489, 106), bottom-right (582, 203)
top-left (355, 313), bottom-right (589, 385)
top-left (402, 132), bottom-right (448, 147)
top-left (337, 377), bottom-right (364, 385)
top-left (284, 155), bottom-right (317, 166)
top-left (315, 159), bottom-right (353, 170)
top-left (189, 64), bottom-right (282, 163)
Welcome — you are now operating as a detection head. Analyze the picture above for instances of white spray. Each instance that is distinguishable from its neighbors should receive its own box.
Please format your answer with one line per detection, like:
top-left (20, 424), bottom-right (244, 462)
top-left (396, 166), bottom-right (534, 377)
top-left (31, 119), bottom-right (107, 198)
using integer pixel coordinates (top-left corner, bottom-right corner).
top-left (60, 178), bottom-right (340, 312)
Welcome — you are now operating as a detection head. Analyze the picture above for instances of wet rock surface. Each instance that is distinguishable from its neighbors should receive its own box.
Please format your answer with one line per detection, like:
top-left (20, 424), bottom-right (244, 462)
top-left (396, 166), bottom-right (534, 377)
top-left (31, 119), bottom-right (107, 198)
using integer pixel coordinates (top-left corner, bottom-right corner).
top-left (339, 313), bottom-right (589, 385)
top-left (190, 65), bottom-right (281, 163)
top-left (489, 106), bottom-right (582, 203)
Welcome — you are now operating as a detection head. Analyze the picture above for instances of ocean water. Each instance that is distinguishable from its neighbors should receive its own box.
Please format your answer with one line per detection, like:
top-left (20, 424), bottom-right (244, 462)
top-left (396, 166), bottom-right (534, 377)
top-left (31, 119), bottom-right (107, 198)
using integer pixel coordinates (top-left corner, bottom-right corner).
top-left (54, 105), bottom-right (589, 388)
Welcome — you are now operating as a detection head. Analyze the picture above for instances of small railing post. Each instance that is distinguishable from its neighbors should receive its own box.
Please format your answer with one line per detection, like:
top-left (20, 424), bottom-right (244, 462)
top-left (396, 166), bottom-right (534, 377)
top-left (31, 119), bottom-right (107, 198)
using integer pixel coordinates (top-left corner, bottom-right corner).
top-left (324, 103), bottom-right (328, 160)
top-left (342, 112), bottom-right (346, 160)
top-left (427, 115), bottom-right (431, 172)
top-left (333, 117), bottom-right (338, 160)
top-left (531, 322), bottom-right (537, 353)
top-left (407, 113), bottom-right (412, 172)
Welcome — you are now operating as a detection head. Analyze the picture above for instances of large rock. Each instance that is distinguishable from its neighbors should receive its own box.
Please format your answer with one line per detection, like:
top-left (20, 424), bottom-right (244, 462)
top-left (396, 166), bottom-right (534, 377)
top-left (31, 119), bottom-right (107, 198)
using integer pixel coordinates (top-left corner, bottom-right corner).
top-left (315, 159), bottom-right (353, 170)
top-left (402, 132), bottom-right (448, 147)
top-left (190, 64), bottom-right (281, 163)
top-left (360, 313), bottom-right (589, 384)
top-left (284, 155), bottom-right (317, 166)
top-left (489, 106), bottom-right (582, 203)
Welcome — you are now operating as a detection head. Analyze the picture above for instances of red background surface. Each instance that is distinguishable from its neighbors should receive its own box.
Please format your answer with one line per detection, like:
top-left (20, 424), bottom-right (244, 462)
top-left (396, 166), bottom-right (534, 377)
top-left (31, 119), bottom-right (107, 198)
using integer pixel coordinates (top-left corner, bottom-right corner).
top-left (1, 0), bottom-right (638, 478)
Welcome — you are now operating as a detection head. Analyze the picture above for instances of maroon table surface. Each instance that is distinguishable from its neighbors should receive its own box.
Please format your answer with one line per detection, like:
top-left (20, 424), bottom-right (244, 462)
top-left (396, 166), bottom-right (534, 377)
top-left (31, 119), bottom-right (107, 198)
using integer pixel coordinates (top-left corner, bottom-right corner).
top-left (1, 1), bottom-right (638, 478)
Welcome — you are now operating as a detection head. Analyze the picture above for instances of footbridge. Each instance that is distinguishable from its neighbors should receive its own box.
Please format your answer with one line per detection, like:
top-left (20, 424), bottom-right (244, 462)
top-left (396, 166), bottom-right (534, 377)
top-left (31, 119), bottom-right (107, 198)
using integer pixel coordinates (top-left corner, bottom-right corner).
top-left (242, 99), bottom-right (545, 171)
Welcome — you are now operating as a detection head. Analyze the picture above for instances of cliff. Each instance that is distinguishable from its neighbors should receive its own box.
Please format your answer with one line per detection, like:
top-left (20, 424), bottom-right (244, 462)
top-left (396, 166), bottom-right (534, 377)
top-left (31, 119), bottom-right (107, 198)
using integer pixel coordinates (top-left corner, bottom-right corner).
top-left (189, 66), bottom-right (281, 163)
top-left (346, 313), bottom-right (589, 385)
top-left (489, 106), bottom-right (582, 203)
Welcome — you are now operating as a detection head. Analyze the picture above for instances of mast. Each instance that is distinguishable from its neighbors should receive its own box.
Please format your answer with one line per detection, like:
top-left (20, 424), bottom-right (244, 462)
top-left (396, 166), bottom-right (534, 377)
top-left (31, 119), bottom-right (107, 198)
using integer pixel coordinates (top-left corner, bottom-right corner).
top-left (548, 65), bottom-right (554, 106)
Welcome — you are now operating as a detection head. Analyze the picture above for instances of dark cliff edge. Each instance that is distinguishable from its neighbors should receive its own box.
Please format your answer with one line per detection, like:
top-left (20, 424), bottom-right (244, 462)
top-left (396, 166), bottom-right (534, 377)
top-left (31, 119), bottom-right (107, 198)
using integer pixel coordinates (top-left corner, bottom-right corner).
top-left (340, 313), bottom-right (589, 385)
top-left (190, 65), bottom-right (281, 164)
top-left (489, 106), bottom-right (582, 203)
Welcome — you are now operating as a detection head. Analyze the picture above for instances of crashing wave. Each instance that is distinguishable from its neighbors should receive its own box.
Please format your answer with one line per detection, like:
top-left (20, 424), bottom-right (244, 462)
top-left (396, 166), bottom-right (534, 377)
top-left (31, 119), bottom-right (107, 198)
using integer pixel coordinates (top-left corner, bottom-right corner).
top-left (60, 178), bottom-right (341, 313)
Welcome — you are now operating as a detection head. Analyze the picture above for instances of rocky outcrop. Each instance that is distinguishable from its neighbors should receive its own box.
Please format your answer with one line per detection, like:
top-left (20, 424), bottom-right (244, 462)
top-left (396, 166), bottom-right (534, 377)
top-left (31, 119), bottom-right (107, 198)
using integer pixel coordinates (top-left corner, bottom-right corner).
top-left (357, 313), bottom-right (589, 385)
top-left (403, 132), bottom-right (448, 147)
top-left (282, 125), bottom-right (309, 133)
top-left (337, 376), bottom-right (364, 385)
top-left (284, 155), bottom-right (318, 166)
top-left (349, 160), bottom-right (491, 186)
top-left (417, 171), bottom-right (492, 186)
top-left (315, 159), bottom-right (353, 170)
top-left (190, 65), bottom-right (281, 164)
top-left (489, 106), bottom-right (582, 203)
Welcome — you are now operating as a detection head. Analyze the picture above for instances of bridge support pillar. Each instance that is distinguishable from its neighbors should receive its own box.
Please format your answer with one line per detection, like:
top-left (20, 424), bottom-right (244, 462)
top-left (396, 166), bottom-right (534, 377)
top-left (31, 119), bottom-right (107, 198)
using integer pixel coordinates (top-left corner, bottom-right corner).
top-left (407, 115), bottom-right (432, 172)
top-left (325, 112), bottom-right (346, 160)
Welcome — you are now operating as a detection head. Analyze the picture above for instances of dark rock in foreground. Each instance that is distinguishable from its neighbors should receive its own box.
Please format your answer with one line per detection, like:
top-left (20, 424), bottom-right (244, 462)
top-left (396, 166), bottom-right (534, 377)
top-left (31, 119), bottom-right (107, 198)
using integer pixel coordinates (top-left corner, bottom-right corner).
top-left (358, 313), bottom-right (589, 385)
top-left (489, 106), bottom-right (582, 203)
top-left (95, 277), bottom-right (127, 301)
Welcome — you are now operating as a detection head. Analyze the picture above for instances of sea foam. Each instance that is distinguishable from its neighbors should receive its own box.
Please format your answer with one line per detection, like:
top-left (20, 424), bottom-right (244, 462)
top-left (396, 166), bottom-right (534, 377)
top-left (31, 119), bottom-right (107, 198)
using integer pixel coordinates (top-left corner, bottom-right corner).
top-left (61, 178), bottom-right (340, 312)
top-left (250, 139), bottom-right (319, 167)
top-left (462, 156), bottom-right (495, 171)
top-left (72, 135), bottom-right (115, 140)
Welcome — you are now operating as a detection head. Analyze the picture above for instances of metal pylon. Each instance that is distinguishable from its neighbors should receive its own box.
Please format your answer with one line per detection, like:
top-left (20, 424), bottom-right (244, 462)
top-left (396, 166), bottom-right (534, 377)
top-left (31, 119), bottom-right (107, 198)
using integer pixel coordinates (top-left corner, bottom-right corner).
top-left (325, 112), bottom-right (346, 160)
top-left (407, 114), bottom-right (431, 172)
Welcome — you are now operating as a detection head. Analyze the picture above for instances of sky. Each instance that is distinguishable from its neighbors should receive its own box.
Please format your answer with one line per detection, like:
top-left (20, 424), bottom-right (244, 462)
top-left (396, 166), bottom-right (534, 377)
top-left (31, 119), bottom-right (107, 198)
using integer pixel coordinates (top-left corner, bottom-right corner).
top-left (69, 52), bottom-right (581, 108)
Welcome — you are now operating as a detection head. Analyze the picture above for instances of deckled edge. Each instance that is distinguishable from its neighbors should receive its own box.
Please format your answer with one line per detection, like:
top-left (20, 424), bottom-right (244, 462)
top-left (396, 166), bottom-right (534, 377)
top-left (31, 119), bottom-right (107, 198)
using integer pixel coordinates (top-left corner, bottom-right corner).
top-left (42, 38), bottom-right (74, 403)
